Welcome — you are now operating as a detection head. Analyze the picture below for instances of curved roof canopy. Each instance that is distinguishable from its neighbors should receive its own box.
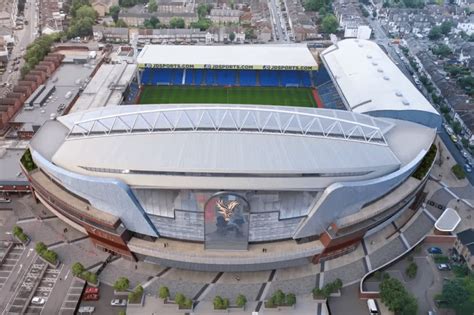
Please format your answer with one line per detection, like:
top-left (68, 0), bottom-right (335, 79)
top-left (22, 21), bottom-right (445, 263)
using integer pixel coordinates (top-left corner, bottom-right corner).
top-left (321, 39), bottom-right (440, 128)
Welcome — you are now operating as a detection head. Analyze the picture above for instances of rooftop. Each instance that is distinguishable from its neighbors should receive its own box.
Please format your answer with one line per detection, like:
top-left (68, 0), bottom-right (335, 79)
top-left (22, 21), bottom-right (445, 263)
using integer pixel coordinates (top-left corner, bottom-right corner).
top-left (434, 208), bottom-right (461, 232)
top-left (137, 44), bottom-right (318, 69)
top-left (30, 105), bottom-right (435, 190)
top-left (457, 228), bottom-right (474, 247)
top-left (70, 63), bottom-right (137, 113)
top-left (321, 39), bottom-right (439, 124)
top-left (12, 63), bottom-right (94, 129)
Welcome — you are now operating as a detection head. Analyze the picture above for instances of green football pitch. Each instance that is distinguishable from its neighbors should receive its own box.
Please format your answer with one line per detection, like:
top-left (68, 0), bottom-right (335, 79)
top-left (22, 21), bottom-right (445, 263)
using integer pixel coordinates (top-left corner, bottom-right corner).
top-left (139, 86), bottom-right (317, 107)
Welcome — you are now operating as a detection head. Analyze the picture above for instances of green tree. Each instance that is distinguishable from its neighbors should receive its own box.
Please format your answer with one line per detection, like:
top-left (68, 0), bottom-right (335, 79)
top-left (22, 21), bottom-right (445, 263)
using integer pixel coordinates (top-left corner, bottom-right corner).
top-left (380, 276), bottom-right (418, 314)
top-left (440, 21), bottom-right (453, 35)
top-left (69, 0), bottom-right (90, 17)
top-left (148, 0), bottom-right (157, 12)
top-left (405, 261), bottom-right (418, 279)
top-left (115, 19), bottom-right (128, 27)
top-left (197, 3), bottom-right (212, 18)
top-left (321, 14), bottom-right (338, 34)
top-left (213, 295), bottom-right (224, 309)
top-left (119, 0), bottom-right (137, 7)
top-left (372, 10), bottom-right (377, 18)
top-left (183, 298), bottom-right (193, 309)
top-left (35, 242), bottom-right (47, 255)
top-left (159, 286), bottom-right (170, 299)
top-left (109, 5), bottom-right (120, 23)
top-left (245, 28), bottom-right (256, 39)
top-left (428, 26), bottom-right (442, 40)
top-left (286, 293), bottom-right (296, 306)
top-left (189, 18), bottom-right (212, 31)
top-left (143, 16), bottom-right (159, 28)
top-left (236, 294), bottom-right (247, 307)
top-left (441, 278), bottom-right (470, 308)
top-left (113, 277), bottom-right (130, 291)
top-left (273, 290), bottom-right (286, 306)
top-left (229, 32), bottom-right (236, 42)
top-left (431, 44), bottom-right (452, 58)
top-left (304, 0), bottom-right (328, 12)
top-left (175, 292), bottom-right (186, 306)
top-left (71, 262), bottom-right (85, 276)
top-left (169, 17), bottom-right (185, 28)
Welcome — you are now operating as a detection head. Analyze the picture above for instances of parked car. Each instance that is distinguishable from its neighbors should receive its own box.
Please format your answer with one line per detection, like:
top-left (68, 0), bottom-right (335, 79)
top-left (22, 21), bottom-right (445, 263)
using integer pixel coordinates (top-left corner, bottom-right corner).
top-left (110, 299), bottom-right (127, 306)
top-left (465, 165), bottom-right (472, 173)
top-left (437, 263), bottom-right (451, 271)
top-left (428, 247), bottom-right (442, 254)
top-left (450, 135), bottom-right (458, 143)
top-left (78, 306), bottom-right (95, 313)
top-left (31, 297), bottom-right (45, 305)
top-left (0, 197), bottom-right (11, 203)
top-left (83, 293), bottom-right (99, 301)
top-left (85, 287), bottom-right (99, 294)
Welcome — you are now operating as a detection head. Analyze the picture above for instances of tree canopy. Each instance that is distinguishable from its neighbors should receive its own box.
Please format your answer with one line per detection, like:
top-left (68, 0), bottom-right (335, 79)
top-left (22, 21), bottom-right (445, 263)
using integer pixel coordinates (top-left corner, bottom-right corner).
top-left (169, 17), bottom-right (185, 28)
top-left (379, 276), bottom-right (418, 315)
top-left (109, 5), bottom-right (120, 23)
top-left (148, 0), bottom-right (157, 12)
top-left (440, 21), bottom-right (453, 35)
top-left (67, 4), bottom-right (97, 38)
top-left (428, 26), bottom-right (442, 40)
top-left (143, 16), bottom-right (160, 29)
top-left (304, 0), bottom-right (331, 12)
top-left (321, 14), bottom-right (338, 34)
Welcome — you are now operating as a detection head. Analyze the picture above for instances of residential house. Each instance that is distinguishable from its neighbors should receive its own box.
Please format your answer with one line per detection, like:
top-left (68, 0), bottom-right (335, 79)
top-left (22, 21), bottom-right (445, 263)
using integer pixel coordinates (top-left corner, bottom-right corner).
top-left (454, 228), bottom-right (474, 271)
top-left (91, 0), bottom-right (119, 17)
top-left (209, 8), bottom-right (242, 24)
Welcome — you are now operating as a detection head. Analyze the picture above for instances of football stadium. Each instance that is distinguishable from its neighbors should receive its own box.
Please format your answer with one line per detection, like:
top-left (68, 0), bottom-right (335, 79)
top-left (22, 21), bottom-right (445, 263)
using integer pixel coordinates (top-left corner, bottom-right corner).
top-left (23, 39), bottom-right (441, 271)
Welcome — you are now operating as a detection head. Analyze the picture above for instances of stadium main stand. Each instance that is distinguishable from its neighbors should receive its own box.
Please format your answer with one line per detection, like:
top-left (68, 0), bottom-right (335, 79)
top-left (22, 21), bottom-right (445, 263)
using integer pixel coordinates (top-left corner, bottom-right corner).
top-left (141, 68), bottom-right (317, 88)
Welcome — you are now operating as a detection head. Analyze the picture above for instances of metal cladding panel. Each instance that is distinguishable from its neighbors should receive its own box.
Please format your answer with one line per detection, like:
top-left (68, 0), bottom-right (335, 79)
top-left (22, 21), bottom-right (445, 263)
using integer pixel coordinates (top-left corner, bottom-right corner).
top-left (31, 150), bottom-right (159, 237)
top-left (293, 149), bottom-right (428, 239)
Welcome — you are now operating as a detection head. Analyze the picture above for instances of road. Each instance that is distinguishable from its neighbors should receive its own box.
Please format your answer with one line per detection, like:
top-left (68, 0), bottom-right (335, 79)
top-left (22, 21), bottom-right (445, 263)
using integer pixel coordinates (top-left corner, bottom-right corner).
top-left (369, 16), bottom-right (474, 185)
top-left (267, 0), bottom-right (289, 42)
top-left (438, 129), bottom-right (474, 185)
top-left (0, 0), bottom-right (38, 96)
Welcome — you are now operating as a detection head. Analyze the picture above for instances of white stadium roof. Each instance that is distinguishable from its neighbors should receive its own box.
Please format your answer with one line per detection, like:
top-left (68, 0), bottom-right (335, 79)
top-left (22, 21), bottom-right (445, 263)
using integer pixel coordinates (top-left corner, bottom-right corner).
top-left (137, 45), bottom-right (318, 70)
top-left (321, 39), bottom-right (438, 117)
top-left (30, 105), bottom-right (436, 190)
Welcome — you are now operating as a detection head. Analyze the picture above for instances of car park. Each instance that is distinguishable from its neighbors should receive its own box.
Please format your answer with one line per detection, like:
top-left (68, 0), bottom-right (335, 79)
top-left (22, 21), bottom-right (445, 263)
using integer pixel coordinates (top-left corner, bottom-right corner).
top-left (110, 299), bottom-right (127, 306)
top-left (437, 263), bottom-right (451, 271)
top-left (31, 297), bottom-right (45, 305)
top-left (427, 247), bottom-right (442, 254)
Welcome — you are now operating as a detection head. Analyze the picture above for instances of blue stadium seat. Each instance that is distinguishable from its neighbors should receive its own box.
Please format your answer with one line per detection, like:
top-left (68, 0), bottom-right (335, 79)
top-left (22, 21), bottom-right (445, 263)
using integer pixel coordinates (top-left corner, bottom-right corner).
top-left (301, 72), bottom-right (312, 87)
top-left (217, 70), bottom-right (237, 85)
top-left (239, 70), bottom-right (257, 86)
top-left (153, 69), bottom-right (173, 85)
top-left (184, 69), bottom-right (194, 85)
top-left (314, 67), bottom-right (331, 86)
top-left (194, 69), bottom-right (204, 85)
top-left (173, 69), bottom-right (184, 85)
top-left (317, 81), bottom-right (345, 110)
top-left (260, 70), bottom-right (279, 86)
top-left (142, 68), bottom-right (152, 85)
top-left (205, 70), bottom-right (217, 85)
top-left (281, 71), bottom-right (299, 87)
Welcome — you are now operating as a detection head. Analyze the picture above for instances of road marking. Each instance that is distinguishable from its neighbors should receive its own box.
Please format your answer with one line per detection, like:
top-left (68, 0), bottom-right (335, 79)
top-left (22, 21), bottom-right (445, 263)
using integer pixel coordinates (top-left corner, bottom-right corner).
top-left (17, 264), bottom-right (23, 274)
top-left (64, 270), bottom-right (70, 280)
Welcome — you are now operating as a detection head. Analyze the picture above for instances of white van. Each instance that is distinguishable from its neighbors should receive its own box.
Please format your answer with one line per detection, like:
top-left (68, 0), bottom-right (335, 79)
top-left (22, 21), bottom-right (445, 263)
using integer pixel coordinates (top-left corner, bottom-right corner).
top-left (367, 299), bottom-right (379, 314)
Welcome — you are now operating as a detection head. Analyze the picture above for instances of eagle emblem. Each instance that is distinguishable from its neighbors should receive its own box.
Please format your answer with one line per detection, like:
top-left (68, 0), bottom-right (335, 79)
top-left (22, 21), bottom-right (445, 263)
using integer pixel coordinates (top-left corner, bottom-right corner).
top-left (216, 199), bottom-right (240, 221)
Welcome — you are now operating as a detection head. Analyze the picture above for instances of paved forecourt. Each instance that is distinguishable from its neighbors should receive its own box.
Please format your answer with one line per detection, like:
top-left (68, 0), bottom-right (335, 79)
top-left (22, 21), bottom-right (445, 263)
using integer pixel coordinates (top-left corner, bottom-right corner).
top-left (139, 86), bottom-right (317, 107)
